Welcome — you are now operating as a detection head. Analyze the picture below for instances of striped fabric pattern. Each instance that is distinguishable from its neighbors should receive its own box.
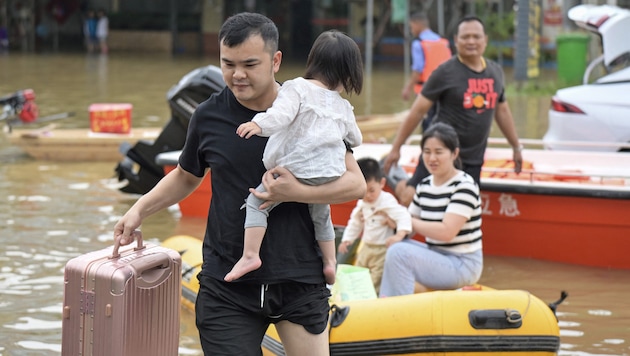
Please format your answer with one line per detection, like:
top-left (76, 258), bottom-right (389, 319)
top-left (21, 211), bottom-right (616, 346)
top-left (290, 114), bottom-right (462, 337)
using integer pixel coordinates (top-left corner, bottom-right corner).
top-left (409, 171), bottom-right (482, 254)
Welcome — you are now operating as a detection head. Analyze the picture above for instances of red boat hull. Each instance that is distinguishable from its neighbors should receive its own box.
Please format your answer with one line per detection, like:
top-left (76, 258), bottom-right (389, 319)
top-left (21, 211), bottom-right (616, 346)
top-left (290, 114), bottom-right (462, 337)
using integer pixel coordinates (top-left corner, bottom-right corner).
top-left (479, 190), bottom-right (630, 269)
top-left (159, 144), bottom-right (630, 270)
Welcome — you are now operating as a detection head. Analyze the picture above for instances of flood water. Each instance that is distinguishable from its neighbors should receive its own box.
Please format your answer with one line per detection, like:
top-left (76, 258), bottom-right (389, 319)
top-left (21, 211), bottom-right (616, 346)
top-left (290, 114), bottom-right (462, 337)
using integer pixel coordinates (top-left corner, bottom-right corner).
top-left (1, 53), bottom-right (629, 355)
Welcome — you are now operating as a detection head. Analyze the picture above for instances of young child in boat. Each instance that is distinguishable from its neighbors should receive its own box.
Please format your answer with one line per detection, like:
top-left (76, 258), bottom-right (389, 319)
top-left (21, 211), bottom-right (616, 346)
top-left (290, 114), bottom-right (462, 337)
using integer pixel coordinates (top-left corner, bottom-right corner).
top-left (337, 157), bottom-right (412, 293)
top-left (224, 30), bottom-right (364, 284)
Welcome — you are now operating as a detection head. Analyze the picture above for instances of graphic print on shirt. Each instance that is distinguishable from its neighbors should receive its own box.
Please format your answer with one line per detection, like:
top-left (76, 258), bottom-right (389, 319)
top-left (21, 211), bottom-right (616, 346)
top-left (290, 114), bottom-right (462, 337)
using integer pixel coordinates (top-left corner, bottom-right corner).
top-left (462, 78), bottom-right (498, 114)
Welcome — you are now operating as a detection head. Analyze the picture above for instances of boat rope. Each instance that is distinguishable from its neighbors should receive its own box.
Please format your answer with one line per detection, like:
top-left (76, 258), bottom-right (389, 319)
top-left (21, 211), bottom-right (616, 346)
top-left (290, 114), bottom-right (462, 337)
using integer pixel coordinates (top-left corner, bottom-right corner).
top-left (510, 290), bottom-right (533, 323)
top-left (505, 308), bottom-right (522, 324)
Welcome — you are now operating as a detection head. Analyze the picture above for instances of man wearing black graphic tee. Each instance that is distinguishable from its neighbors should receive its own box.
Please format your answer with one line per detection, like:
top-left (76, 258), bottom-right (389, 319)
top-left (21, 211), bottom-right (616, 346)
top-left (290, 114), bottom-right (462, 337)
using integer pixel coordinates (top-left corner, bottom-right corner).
top-left (383, 16), bottom-right (523, 207)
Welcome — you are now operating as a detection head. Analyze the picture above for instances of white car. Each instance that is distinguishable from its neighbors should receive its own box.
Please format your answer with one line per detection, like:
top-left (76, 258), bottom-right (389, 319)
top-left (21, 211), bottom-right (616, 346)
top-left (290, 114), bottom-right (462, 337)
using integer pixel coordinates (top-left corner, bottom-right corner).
top-left (543, 5), bottom-right (630, 152)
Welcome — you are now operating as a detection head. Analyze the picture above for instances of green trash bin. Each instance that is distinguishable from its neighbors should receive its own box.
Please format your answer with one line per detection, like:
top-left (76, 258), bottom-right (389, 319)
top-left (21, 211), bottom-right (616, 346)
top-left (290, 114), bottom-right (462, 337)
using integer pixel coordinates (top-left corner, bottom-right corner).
top-left (556, 32), bottom-right (590, 86)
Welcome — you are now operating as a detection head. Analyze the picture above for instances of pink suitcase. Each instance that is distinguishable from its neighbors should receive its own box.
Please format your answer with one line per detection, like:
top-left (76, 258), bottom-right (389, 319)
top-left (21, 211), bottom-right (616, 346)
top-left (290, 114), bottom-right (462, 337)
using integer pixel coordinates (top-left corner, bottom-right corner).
top-left (61, 234), bottom-right (182, 356)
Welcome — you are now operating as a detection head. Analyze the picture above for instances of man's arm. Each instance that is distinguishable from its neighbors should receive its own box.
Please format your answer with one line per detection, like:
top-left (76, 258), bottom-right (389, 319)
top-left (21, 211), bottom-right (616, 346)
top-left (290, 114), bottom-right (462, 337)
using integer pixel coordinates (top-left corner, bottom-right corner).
top-left (253, 151), bottom-right (366, 205)
top-left (114, 166), bottom-right (204, 245)
top-left (401, 69), bottom-right (421, 101)
top-left (382, 94), bottom-right (433, 173)
top-left (402, 40), bottom-right (426, 100)
top-left (494, 101), bottom-right (523, 173)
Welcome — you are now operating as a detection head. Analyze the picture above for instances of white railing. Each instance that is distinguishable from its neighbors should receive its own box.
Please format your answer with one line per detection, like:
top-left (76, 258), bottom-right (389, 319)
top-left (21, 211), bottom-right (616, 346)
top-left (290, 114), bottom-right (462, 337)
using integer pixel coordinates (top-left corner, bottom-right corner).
top-left (406, 135), bottom-right (630, 150)
top-left (402, 135), bottom-right (630, 186)
top-left (487, 137), bottom-right (630, 150)
top-left (481, 167), bottom-right (630, 186)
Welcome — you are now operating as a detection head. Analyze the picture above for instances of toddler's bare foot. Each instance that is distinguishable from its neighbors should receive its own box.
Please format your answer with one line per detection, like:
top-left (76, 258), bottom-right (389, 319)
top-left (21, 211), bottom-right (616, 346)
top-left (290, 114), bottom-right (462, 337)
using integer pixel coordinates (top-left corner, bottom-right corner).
top-left (323, 262), bottom-right (336, 285)
top-left (224, 255), bottom-right (262, 282)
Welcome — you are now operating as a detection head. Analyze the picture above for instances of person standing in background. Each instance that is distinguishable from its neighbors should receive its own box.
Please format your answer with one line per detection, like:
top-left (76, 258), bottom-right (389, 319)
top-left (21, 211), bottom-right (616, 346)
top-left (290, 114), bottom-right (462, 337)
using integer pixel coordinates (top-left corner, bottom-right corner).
top-left (401, 12), bottom-right (452, 132)
top-left (83, 9), bottom-right (97, 53)
top-left (0, 26), bottom-right (8, 52)
top-left (96, 8), bottom-right (108, 54)
top-left (385, 16), bottom-right (522, 208)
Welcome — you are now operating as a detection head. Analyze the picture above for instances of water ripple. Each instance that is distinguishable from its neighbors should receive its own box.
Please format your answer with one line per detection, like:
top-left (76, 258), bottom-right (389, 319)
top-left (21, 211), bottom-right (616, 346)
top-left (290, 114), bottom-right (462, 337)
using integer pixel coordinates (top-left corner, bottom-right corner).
top-left (15, 340), bottom-right (61, 353)
top-left (5, 317), bottom-right (62, 330)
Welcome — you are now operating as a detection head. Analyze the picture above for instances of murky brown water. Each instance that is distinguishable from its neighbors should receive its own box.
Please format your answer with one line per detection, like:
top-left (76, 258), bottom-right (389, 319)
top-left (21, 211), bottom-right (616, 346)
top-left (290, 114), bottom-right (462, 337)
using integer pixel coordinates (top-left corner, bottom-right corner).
top-left (1, 53), bottom-right (628, 355)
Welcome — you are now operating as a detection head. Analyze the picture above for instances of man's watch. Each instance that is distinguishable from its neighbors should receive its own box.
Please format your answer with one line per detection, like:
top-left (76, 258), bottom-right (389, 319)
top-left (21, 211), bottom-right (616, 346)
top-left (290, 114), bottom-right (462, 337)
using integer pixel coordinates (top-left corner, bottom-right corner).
top-left (512, 144), bottom-right (524, 152)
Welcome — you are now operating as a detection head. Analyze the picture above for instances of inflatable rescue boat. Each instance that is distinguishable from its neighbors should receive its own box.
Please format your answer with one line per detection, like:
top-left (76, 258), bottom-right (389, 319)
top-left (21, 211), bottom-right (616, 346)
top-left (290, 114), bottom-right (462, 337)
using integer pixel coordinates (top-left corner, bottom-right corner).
top-left (162, 235), bottom-right (564, 355)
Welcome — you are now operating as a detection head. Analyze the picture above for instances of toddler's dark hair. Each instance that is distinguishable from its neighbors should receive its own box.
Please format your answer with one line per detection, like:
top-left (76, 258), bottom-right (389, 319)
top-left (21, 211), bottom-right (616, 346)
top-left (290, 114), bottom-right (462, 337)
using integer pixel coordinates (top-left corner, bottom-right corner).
top-left (357, 157), bottom-right (383, 182)
top-left (304, 30), bottom-right (363, 95)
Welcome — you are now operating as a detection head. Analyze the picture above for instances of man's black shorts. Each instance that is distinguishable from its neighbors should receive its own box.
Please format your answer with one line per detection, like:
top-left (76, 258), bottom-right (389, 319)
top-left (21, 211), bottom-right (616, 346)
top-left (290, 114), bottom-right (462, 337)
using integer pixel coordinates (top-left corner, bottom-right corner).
top-left (195, 274), bottom-right (331, 355)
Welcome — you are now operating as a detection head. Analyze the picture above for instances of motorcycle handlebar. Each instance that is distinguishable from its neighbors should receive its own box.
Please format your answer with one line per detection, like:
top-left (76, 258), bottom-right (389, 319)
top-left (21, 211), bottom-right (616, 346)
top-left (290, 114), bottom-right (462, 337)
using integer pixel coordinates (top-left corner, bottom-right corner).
top-left (0, 89), bottom-right (36, 106)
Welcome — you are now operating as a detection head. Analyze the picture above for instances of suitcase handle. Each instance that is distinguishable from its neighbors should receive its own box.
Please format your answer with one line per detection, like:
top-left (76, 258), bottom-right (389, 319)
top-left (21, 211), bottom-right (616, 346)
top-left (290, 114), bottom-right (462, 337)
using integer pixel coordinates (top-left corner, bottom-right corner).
top-left (111, 230), bottom-right (146, 259)
top-left (130, 252), bottom-right (174, 288)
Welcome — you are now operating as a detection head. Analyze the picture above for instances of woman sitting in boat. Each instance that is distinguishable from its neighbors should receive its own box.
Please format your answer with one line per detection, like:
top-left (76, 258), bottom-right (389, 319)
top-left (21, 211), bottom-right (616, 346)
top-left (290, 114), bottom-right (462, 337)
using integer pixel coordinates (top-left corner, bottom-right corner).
top-left (379, 122), bottom-right (483, 297)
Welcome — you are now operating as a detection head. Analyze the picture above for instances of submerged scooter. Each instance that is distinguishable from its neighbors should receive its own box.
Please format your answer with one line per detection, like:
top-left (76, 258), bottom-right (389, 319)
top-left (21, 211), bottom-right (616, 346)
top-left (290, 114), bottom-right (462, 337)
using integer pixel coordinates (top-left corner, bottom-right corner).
top-left (114, 65), bottom-right (225, 195)
top-left (0, 89), bottom-right (39, 130)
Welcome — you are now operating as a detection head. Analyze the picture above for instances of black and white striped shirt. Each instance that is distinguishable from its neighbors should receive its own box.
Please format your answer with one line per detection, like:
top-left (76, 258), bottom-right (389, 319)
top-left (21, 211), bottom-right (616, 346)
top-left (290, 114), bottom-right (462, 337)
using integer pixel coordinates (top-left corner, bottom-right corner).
top-left (409, 171), bottom-right (482, 253)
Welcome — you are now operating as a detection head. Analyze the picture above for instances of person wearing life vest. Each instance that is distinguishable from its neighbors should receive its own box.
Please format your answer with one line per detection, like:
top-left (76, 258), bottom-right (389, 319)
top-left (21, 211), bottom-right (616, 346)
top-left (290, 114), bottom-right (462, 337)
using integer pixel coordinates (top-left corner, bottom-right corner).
top-left (401, 12), bottom-right (452, 131)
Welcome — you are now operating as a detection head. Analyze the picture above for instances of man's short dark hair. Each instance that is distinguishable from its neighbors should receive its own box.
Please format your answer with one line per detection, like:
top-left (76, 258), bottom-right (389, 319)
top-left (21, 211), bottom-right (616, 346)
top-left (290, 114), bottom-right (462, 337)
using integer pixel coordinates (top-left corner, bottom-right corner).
top-left (219, 12), bottom-right (279, 54)
top-left (410, 12), bottom-right (429, 25)
top-left (455, 15), bottom-right (486, 35)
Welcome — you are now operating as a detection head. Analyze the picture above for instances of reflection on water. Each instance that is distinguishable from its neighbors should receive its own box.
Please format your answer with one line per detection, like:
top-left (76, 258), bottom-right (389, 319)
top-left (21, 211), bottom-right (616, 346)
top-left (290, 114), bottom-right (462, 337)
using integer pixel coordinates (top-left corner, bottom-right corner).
top-left (1, 53), bottom-right (628, 355)
top-left (1, 52), bottom-right (551, 137)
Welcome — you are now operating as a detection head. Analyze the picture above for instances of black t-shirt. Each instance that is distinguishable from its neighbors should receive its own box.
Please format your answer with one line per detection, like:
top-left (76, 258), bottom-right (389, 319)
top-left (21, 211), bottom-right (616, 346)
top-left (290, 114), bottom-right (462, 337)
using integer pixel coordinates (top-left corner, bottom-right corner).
top-left (422, 57), bottom-right (506, 165)
top-left (179, 87), bottom-right (324, 284)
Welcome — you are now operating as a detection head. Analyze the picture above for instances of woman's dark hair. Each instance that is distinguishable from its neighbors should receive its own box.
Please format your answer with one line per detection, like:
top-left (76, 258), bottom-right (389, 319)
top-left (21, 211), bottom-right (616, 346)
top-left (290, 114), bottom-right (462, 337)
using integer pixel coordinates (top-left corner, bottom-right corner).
top-left (304, 30), bottom-right (363, 95)
top-left (219, 12), bottom-right (279, 54)
top-left (421, 122), bottom-right (462, 169)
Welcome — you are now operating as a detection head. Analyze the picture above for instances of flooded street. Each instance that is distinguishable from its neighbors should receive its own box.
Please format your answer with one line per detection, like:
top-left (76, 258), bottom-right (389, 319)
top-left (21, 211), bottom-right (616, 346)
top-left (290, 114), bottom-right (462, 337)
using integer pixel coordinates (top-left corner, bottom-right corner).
top-left (1, 53), bottom-right (629, 355)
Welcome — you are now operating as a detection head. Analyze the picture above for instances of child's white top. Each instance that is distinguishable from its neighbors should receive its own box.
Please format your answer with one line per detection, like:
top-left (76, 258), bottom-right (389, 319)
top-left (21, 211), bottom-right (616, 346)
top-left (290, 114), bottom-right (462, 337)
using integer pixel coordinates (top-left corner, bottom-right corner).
top-left (253, 77), bottom-right (362, 179)
top-left (341, 191), bottom-right (412, 245)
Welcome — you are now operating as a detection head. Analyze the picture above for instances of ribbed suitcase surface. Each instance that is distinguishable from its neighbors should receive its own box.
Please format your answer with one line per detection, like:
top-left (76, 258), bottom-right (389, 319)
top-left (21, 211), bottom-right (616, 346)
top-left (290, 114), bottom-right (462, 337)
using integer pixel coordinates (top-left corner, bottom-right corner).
top-left (62, 237), bottom-right (182, 356)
